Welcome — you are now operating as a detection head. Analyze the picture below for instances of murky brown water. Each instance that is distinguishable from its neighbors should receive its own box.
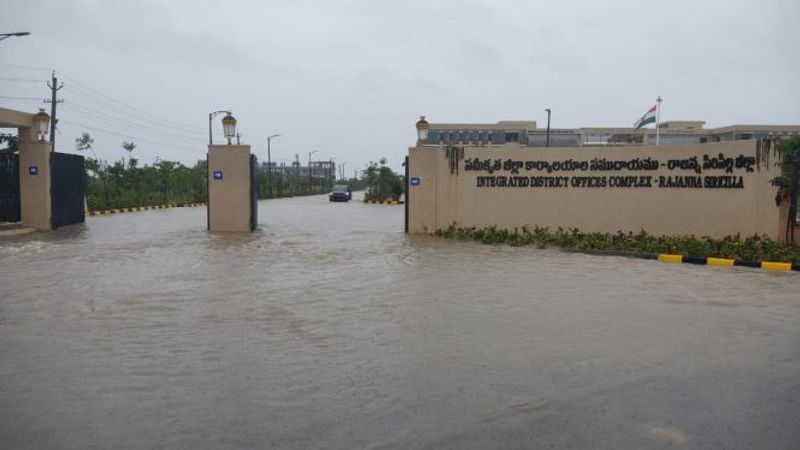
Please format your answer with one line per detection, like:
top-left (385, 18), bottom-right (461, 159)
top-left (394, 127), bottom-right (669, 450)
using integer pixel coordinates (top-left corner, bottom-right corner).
top-left (1, 194), bottom-right (799, 449)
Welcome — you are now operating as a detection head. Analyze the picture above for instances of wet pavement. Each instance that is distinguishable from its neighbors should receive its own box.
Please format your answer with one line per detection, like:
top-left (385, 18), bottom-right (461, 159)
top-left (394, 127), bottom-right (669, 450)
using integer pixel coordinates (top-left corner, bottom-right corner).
top-left (1, 194), bottom-right (799, 449)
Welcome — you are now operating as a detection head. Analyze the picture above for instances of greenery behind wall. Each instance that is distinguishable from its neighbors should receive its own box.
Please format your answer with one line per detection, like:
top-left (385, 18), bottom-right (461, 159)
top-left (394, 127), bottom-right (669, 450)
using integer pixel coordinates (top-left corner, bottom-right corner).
top-left (771, 135), bottom-right (800, 242)
top-left (74, 133), bottom-right (207, 211)
top-left (70, 133), bottom-right (407, 210)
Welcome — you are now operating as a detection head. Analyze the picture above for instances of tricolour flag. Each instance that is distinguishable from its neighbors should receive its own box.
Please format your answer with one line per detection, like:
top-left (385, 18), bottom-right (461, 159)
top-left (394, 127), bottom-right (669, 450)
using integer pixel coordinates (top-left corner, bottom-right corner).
top-left (634, 104), bottom-right (657, 129)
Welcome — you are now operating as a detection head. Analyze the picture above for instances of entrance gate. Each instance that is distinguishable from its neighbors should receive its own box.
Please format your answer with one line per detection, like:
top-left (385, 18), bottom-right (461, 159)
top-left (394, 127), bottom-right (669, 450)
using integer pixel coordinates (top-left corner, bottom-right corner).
top-left (0, 152), bottom-right (20, 222)
top-left (50, 152), bottom-right (86, 229)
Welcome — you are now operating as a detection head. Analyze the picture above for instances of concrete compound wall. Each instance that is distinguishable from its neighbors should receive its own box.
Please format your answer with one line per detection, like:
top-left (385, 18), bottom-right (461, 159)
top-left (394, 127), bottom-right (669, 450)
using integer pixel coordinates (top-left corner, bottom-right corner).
top-left (408, 140), bottom-right (789, 241)
top-left (207, 145), bottom-right (252, 232)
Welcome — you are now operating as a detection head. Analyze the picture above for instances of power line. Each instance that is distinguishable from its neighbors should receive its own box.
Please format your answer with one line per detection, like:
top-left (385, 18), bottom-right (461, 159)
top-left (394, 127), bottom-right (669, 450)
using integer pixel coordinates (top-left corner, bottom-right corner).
top-left (64, 83), bottom-right (206, 135)
top-left (0, 62), bottom-right (51, 72)
top-left (0, 95), bottom-right (46, 101)
top-left (59, 119), bottom-right (203, 155)
top-left (57, 71), bottom-right (206, 133)
top-left (65, 101), bottom-right (206, 142)
top-left (0, 77), bottom-right (46, 83)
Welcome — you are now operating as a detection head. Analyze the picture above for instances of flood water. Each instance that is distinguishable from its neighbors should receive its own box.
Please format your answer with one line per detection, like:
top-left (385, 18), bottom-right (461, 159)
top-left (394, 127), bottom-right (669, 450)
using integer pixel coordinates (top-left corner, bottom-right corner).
top-left (1, 194), bottom-right (799, 449)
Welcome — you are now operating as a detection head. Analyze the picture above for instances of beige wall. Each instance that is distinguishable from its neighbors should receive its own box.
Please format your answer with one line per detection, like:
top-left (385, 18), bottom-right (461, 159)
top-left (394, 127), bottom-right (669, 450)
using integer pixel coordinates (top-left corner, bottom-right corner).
top-left (208, 145), bottom-right (252, 232)
top-left (18, 140), bottom-right (53, 231)
top-left (409, 141), bottom-right (787, 240)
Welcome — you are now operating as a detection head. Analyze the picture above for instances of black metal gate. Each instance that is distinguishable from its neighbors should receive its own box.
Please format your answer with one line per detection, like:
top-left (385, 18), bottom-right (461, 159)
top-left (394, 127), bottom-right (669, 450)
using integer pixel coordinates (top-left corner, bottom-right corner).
top-left (0, 152), bottom-right (20, 222)
top-left (50, 152), bottom-right (86, 229)
top-left (250, 154), bottom-right (258, 231)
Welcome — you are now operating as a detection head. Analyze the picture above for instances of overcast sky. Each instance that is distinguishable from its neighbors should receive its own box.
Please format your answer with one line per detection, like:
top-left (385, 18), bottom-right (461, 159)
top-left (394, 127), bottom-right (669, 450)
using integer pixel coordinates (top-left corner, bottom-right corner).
top-left (2, 0), bottom-right (799, 172)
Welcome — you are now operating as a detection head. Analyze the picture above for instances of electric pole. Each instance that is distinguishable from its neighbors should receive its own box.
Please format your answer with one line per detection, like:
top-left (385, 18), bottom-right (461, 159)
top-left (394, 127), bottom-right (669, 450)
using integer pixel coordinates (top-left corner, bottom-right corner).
top-left (545, 108), bottom-right (551, 148)
top-left (45, 71), bottom-right (63, 149)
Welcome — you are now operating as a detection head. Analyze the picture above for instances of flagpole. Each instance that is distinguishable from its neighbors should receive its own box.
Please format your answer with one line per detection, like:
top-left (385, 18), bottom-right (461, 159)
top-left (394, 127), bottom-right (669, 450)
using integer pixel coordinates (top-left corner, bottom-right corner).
top-left (656, 96), bottom-right (662, 146)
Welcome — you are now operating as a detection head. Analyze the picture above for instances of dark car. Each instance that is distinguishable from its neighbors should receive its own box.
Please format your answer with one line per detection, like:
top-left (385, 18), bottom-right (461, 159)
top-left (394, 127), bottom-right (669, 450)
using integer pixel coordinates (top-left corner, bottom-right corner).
top-left (329, 184), bottom-right (352, 202)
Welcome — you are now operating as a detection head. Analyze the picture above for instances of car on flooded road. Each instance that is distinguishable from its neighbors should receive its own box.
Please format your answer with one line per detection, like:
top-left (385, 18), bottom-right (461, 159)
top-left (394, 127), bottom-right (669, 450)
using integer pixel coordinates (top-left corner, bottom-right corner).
top-left (329, 184), bottom-right (352, 202)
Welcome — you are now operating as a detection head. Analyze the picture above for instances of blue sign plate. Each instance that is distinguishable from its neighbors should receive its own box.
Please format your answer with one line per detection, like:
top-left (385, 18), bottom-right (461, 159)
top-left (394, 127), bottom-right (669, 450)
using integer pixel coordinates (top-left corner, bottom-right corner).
top-left (410, 177), bottom-right (420, 186)
top-left (213, 170), bottom-right (223, 180)
top-left (28, 165), bottom-right (38, 176)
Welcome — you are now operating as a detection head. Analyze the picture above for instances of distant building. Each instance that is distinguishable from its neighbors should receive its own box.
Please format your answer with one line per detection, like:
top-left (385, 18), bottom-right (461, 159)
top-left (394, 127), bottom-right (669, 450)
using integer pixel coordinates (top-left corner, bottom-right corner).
top-left (260, 160), bottom-right (335, 181)
top-left (422, 120), bottom-right (800, 148)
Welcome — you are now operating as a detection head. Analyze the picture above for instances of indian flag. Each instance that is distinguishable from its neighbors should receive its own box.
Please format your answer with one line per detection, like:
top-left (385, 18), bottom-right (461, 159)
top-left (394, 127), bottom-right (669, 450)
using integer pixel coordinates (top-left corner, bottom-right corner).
top-left (634, 104), bottom-right (657, 129)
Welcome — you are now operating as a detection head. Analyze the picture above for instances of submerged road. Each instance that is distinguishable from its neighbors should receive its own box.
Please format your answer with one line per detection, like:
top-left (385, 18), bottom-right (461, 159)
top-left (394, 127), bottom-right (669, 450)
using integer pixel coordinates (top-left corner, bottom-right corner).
top-left (1, 194), bottom-right (799, 449)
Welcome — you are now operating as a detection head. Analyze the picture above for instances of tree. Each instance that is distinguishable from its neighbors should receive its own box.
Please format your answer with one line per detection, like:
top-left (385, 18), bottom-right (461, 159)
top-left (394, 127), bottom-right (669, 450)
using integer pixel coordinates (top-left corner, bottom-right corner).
top-left (0, 133), bottom-right (19, 152)
top-left (772, 136), bottom-right (800, 243)
top-left (76, 132), bottom-right (111, 208)
top-left (363, 158), bottom-right (404, 201)
top-left (122, 141), bottom-right (136, 168)
top-left (75, 132), bottom-right (95, 155)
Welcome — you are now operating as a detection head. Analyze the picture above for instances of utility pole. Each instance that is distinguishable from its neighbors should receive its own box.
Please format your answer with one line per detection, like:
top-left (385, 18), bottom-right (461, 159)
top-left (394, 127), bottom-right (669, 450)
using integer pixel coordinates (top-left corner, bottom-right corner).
top-left (545, 108), bottom-right (551, 148)
top-left (45, 71), bottom-right (63, 149)
top-left (295, 154), bottom-right (300, 193)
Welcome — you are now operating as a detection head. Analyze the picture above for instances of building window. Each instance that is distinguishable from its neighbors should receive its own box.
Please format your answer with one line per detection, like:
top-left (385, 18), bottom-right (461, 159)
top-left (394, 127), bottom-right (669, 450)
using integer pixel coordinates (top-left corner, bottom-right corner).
top-left (505, 132), bottom-right (519, 143)
top-left (584, 134), bottom-right (610, 145)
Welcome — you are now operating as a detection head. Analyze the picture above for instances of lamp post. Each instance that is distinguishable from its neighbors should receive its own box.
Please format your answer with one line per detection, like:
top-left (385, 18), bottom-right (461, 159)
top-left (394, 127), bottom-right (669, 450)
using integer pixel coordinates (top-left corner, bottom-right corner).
top-left (308, 150), bottom-right (317, 193)
top-left (267, 134), bottom-right (281, 197)
top-left (208, 110), bottom-right (231, 145)
top-left (221, 113), bottom-right (237, 145)
top-left (545, 108), bottom-right (551, 148)
top-left (0, 32), bottom-right (30, 42)
top-left (32, 108), bottom-right (50, 142)
top-left (416, 116), bottom-right (429, 145)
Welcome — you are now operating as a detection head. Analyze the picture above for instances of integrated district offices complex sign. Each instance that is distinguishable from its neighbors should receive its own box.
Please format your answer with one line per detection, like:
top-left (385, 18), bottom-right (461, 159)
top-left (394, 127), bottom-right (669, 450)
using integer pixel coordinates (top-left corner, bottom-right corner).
top-left (466, 152), bottom-right (757, 190)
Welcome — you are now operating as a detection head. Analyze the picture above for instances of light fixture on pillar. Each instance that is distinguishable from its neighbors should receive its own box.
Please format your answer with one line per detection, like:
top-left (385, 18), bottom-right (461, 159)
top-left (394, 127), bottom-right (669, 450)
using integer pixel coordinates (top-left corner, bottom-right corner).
top-left (33, 108), bottom-right (50, 142)
top-left (222, 112), bottom-right (237, 145)
top-left (416, 115), bottom-right (429, 145)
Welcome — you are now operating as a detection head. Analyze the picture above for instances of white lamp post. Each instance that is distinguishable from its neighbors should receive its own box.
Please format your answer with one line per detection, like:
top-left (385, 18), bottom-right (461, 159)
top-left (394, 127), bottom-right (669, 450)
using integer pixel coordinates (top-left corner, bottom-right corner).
top-left (222, 112), bottom-right (237, 145)
top-left (416, 116), bottom-right (429, 144)
top-left (32, 108), bottom-right (50, 142)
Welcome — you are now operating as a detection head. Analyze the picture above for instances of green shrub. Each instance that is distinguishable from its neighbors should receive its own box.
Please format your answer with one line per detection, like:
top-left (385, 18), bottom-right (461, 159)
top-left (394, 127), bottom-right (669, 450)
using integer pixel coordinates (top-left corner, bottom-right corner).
top-left (436, 224), bottom-right (800, 263)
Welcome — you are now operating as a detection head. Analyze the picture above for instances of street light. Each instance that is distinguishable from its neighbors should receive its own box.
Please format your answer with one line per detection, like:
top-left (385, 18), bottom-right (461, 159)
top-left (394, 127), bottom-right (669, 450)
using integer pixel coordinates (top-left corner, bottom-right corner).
top-left (222, 113), bottom-right (237, 145)
top-left (0, 32), bottom-right (30, 41)
top-left (545, 108), bottom-right (551, 148)
top-left (222, 111), bottom-right (236, 145)
top-left (32, 108), bottom-right (50, 141)
top-left (416, 115), bottom-right (429, 145)
top-left (267, 134), bottom-right (281, 197)
top-left (208, 110), bottom-right (231, 145)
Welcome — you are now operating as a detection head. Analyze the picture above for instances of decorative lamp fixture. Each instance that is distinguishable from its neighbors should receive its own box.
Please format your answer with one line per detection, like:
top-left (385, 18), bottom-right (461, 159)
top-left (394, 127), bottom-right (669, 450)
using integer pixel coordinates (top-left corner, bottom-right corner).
top-left (222, 112), bottom-right (237, 145)
top-left (416, 115), bottom-right (430, 143)
top-left (32, 108), bottom-right (50, 141)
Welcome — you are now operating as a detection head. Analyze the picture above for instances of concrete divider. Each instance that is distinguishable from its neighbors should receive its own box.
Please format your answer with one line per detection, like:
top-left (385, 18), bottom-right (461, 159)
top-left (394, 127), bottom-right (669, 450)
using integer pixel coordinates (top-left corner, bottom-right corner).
top-left (655, 253), bottom-right (798, 271)
top-left (86, 203), bottom-right (206, 217)
top-left (361, 200), bottom-right (404, 205)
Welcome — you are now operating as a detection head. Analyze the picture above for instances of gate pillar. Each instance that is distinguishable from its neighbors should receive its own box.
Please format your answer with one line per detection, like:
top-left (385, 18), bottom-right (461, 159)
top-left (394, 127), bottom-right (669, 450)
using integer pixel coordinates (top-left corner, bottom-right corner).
top-left (207, 144), bottom-right (256, 232)
top-left (18, 136), bottom-right (53, 231)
